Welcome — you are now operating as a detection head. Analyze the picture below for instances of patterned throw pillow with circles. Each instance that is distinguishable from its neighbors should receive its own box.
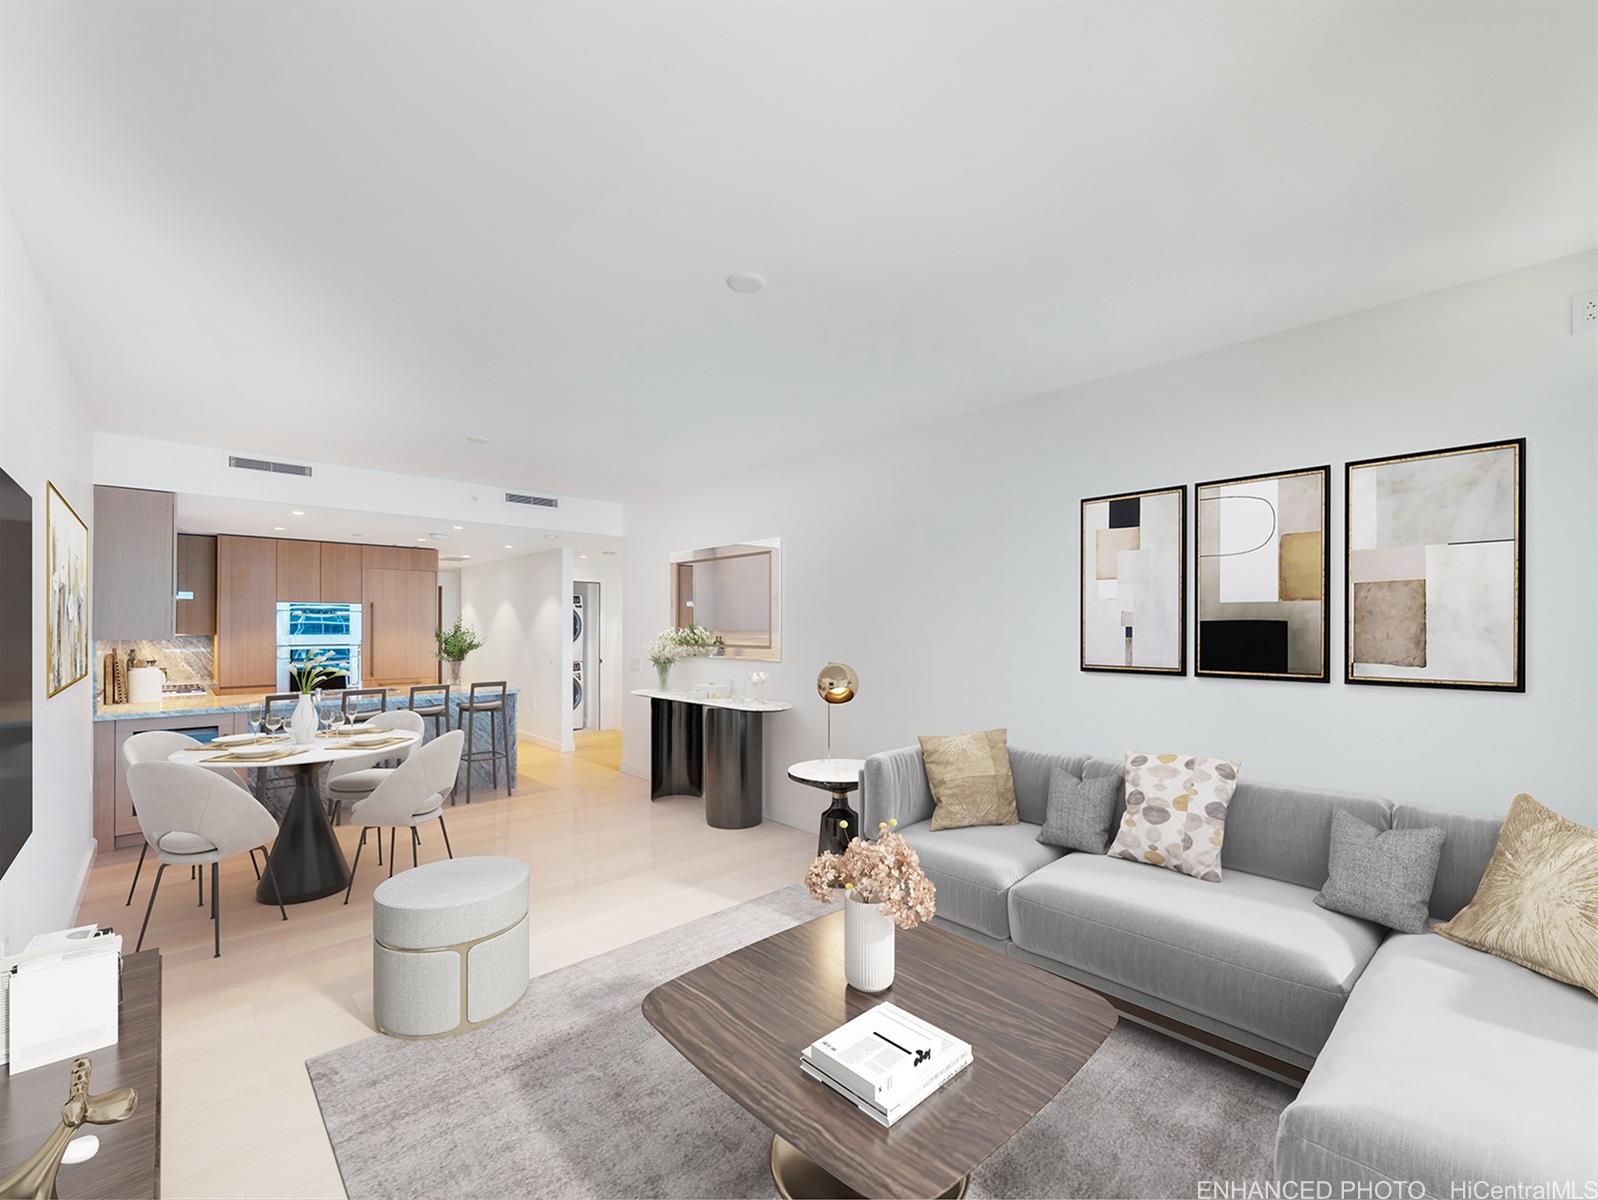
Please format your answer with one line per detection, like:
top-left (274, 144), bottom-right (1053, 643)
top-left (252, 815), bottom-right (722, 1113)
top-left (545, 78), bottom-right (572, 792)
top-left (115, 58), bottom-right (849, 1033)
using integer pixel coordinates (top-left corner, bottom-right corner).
top-left (1110, 752), bottom-right (1242, 881)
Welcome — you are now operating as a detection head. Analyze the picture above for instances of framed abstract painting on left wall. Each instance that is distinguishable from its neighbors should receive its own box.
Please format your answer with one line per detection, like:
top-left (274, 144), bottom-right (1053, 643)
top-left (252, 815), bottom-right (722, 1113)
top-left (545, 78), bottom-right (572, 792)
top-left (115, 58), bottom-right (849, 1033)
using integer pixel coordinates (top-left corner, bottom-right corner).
top-left (45, 481), bottom-right (89, 697)
top-left (1080, 485), bottom-right (1186, 675)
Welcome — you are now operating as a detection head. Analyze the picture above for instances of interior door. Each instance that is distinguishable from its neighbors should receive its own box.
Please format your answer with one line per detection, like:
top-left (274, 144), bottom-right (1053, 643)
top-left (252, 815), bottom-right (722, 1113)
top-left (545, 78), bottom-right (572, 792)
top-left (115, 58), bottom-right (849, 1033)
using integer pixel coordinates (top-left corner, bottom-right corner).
top-left (405, 570), bottom-right (438, 680)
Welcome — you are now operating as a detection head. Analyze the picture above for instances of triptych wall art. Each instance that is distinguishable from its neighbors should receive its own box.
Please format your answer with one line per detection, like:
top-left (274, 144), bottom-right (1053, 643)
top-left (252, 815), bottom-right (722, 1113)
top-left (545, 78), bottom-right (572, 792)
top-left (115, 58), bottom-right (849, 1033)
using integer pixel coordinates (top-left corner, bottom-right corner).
top-left (1078, 438), bottom-right (1524, 693)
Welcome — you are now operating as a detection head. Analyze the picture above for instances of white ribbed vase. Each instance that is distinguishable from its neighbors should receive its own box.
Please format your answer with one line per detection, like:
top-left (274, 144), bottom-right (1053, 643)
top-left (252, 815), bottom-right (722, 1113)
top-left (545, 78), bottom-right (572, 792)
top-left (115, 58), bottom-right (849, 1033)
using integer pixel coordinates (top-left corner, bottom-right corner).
top-left (844, 893), bottom-right (895, 993)
top-left (290, 693), bottom-right (318, 745)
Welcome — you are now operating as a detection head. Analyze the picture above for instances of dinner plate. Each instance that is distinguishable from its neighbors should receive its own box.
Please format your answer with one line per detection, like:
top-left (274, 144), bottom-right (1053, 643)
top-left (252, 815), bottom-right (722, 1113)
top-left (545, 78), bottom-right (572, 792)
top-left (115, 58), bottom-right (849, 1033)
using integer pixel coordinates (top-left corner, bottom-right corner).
top-left (224, 743), bottom-right (289, 759)
top-left (213, 732), bottom-right (267, 746)
top-left (350, 732), bottom-right (394, 746)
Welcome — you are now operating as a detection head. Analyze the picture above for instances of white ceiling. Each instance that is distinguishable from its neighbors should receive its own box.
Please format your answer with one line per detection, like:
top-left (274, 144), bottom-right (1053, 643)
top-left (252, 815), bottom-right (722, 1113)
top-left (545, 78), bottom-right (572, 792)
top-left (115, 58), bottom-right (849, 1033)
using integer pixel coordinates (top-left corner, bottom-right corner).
top-left (4, 2), bottom-right (1594, 501)
top-left (173, 494), bottom-right (622, 570)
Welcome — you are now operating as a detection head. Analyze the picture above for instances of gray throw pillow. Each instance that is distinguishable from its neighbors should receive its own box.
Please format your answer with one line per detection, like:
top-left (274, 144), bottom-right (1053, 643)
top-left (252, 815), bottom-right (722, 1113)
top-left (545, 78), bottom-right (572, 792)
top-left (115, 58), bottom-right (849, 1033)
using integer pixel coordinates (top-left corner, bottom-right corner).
top-left (1037, 765), bottom-right (1123, 853)
top-left (1314, 808), bottom-right (1446, 933)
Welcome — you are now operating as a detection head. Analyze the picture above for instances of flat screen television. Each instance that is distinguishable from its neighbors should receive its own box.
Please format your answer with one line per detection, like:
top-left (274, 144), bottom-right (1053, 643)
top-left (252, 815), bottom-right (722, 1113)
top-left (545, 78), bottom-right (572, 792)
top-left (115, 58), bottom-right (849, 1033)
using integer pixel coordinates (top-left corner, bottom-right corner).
top-left (0, 466), bottom-right (32, 880)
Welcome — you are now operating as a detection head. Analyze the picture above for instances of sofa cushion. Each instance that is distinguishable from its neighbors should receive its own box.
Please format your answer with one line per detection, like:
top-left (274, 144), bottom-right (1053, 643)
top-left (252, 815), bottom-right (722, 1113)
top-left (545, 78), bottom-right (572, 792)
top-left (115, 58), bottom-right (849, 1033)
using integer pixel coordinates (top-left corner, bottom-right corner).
top-left (1276, 931), bottom-right (1598, 1194)
top-left (1435, 794), bottom-right (1598, 996)
top-left (1008, 749), bottom-right (1121, 826)
top-left (1007, 854), bottom-right (1382, 1057)
top-left (898, 820), bottom-right (1063, 941)
top-left (1221, 779), bottom-right (1393, 890)
top-left (1111, 751), bottom-right (1241, 881)
top-left (919, 729), bottom-right (1017, 830)
top-left (1314, 808), bottom-right (1445, 933)
top-left (1394, 803), bottom-right (1502, 920)
top-left (1037, 766), bottom-right (1124, 853)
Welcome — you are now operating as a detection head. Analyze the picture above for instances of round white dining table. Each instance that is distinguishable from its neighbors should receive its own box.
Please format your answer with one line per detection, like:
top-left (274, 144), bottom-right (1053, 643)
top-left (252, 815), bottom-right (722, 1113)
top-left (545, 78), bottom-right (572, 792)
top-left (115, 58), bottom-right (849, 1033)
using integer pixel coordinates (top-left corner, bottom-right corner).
top-left (169, 730), bottom-right (423, 905)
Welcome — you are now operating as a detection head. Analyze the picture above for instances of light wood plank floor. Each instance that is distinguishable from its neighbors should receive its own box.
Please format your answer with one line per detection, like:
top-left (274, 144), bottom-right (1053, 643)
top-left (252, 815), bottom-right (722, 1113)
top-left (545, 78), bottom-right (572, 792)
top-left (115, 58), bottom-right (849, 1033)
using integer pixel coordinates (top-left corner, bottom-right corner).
top-left (75, 730), bottom-right (812, 1199)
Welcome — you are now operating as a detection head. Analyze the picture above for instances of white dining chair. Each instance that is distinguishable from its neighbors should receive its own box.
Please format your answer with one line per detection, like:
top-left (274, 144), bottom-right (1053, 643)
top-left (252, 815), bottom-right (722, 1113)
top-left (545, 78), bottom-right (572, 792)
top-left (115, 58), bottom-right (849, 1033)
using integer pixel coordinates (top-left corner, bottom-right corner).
top-left (126, 761), bottom-right (288, 958)
top-left (120, 732), bottom-right (263, 908)
top-left (322, 709), bottom-right (426, 838)
top-left (343, 730), bottom-right (464, 904)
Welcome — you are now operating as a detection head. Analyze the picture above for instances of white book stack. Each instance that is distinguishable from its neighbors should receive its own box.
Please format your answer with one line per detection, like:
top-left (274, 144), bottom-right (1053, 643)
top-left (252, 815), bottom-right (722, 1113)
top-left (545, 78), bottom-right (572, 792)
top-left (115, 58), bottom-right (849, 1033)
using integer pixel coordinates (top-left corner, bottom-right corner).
top-left (800, 1002), bottom-right (973, 1126)
top-left (0, 925), bottom-right (121, 1074)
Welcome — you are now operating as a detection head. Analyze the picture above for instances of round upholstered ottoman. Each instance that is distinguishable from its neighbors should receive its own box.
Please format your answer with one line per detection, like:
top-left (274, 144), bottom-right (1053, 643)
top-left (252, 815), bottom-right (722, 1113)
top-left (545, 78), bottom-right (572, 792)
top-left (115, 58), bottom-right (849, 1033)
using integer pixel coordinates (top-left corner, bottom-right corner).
top-left (371, 856), bottom-right (530, 1038)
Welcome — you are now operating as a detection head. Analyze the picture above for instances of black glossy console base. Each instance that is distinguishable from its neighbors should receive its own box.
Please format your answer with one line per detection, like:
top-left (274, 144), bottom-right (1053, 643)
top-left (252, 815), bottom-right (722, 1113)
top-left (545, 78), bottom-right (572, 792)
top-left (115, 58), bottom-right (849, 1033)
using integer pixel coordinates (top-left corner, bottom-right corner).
top-left (648, 697), bottom-right (765, 828)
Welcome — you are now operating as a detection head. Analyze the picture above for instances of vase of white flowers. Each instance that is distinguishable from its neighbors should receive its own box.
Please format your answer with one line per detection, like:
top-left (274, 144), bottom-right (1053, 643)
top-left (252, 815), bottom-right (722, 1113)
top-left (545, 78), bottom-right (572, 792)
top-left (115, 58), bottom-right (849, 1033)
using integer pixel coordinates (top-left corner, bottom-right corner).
top-left (646, 625), bottom-right (716, 691)
top-left (289, 651), bottom-right (342, 745)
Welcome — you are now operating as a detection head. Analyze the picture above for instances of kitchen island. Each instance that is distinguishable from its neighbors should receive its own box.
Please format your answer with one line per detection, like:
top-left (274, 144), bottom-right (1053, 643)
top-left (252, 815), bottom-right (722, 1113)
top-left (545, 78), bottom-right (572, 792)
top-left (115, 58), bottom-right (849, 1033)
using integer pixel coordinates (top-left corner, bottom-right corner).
top-left (93, 684), bottom-right (518, 848)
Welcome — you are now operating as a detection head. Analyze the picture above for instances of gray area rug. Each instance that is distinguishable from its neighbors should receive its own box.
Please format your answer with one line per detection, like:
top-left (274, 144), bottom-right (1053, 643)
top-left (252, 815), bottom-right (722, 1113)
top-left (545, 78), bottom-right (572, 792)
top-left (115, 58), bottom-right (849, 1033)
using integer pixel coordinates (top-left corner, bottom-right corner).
top-left (308, 885), bottom-right (1292, 1199)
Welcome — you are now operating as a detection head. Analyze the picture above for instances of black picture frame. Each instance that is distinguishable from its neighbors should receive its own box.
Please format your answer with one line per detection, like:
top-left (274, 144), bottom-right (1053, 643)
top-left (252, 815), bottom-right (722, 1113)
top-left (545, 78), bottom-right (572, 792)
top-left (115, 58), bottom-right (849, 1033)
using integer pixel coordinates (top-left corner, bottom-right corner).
top-left (1344, 438), bottom-right (1525, 692)
top-left (1079, 484), bottom-right (1187, 676)
top-left (1194, 464), bottom-right (1331, 683)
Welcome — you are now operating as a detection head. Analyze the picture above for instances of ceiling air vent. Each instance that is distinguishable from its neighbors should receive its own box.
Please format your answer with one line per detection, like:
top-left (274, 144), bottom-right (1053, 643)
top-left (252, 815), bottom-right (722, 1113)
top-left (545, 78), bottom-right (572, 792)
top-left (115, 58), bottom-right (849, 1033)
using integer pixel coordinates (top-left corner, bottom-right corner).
top-left (229, 454), bottom-right (313, 477)
top-left (505, 491), bottom-right (558, 508)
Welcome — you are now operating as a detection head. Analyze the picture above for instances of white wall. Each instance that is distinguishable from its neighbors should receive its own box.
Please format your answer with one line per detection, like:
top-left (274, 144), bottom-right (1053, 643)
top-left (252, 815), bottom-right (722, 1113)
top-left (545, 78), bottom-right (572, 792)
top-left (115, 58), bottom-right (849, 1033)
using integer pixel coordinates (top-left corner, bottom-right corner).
top-left (460, 548), bottom-right (573, 751)
top-left (438, 570), bottom-right (462, 635)
top-left (624, 253), bottom-right (1598, 830)
top-left (574, 555), bottom-right (623, 732)
top-left (0, 193), bottom-right (97, 952)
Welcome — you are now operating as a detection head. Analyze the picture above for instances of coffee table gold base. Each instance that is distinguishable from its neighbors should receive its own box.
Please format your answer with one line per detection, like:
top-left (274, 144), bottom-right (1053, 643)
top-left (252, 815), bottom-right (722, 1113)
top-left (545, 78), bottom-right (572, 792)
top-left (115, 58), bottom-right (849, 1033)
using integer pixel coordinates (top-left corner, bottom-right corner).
top-left (770, 1134), bottom-right (968, 1200)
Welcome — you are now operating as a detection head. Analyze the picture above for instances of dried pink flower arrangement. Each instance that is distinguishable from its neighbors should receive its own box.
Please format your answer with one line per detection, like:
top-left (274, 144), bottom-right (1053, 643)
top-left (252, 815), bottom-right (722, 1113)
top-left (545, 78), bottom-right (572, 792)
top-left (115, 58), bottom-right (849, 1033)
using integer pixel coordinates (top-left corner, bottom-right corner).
top-left (804, 819), bottom-right (937, 930)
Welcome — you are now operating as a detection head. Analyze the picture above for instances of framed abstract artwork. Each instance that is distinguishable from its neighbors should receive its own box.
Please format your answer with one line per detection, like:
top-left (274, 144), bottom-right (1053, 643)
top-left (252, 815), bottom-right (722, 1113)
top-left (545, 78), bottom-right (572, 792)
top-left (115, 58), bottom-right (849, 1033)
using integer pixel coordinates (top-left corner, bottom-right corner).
top-left (45, 481), bottom-right (89, 697)
top-left (1195, 465), bottom-right (1330, 682)
top-left (1080, 485), bottom-right (1185, 675)
top-left (1345, 439), bottom-right (1524, 691)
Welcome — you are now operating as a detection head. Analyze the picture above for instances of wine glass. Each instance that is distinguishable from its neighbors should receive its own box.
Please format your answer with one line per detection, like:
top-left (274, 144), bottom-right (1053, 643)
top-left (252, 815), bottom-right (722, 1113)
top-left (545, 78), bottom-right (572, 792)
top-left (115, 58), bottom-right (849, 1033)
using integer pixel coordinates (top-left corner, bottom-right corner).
top-left (264, 711), bottom-right (283, 739)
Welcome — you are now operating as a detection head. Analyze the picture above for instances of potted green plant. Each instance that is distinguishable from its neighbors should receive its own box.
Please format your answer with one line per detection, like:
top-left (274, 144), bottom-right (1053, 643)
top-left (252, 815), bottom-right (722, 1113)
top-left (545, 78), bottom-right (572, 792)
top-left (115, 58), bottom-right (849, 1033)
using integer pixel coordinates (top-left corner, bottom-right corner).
top-left (435, 618), bottom-right (485, 685)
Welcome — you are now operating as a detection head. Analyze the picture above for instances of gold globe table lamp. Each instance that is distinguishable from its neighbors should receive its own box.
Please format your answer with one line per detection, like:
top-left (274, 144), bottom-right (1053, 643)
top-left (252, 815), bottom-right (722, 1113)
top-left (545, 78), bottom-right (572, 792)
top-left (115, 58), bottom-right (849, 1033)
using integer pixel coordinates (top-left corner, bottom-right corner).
top-left (816, 662), bottom-right (858, 761)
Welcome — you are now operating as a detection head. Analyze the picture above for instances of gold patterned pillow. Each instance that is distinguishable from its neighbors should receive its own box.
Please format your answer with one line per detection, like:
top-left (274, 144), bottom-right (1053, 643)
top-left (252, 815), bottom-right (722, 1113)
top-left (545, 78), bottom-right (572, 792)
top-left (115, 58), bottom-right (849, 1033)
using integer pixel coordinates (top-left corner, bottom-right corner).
top-left (1110, 751), bottom-right (1241, 881)
top-left (919, 729), bottom-right (1018, 831)
top-left (1435, 794), bottom-right (1598, 997)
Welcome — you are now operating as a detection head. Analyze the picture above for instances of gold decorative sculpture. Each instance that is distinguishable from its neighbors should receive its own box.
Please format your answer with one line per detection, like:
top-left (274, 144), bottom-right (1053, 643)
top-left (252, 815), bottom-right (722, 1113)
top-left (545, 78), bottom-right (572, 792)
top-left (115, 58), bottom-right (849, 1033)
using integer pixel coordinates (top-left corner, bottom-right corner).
top-left (0, 1057), bottom-right (137, 1200)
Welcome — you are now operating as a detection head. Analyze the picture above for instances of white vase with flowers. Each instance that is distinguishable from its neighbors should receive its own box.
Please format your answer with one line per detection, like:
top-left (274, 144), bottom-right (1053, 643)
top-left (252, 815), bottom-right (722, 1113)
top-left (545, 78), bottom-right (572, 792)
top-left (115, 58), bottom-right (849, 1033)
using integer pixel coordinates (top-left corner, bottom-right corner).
top-left (804, 819), bottom-right (936, 993)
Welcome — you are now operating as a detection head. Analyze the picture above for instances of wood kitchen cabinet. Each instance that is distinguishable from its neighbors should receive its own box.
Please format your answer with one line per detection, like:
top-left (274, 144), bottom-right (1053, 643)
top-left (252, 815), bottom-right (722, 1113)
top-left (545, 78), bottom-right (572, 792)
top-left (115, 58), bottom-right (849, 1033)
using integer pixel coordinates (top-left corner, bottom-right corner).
top-left (216, 535), bottom-right (278, 689)
top-left (320, 541), bottom-right (363, 603)
top-left (174, 533), bottom-right (216, 635)
top-left (275, 538), bottom-right (321, 601)
top-left (93, 485), bottom-right (176, 641)
top-left (362, 566), bottom-right (439, 684)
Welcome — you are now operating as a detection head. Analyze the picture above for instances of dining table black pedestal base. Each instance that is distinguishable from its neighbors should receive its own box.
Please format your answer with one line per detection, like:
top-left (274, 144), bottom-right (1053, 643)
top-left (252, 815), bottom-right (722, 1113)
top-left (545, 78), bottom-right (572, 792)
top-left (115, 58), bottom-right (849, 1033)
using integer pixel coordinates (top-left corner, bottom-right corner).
top-left (257, 763), bottom-right (350, 904)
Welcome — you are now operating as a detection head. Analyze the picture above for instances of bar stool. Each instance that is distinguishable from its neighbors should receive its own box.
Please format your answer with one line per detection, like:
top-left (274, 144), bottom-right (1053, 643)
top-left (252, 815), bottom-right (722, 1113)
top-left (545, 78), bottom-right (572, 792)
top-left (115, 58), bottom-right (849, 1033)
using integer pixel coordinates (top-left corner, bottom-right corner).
top-left (408, 684), bottom-right (451, 740)
top-left (456, 681), bottom-right (511, 804)
top-left (341, 688), bottom-right (389, 720)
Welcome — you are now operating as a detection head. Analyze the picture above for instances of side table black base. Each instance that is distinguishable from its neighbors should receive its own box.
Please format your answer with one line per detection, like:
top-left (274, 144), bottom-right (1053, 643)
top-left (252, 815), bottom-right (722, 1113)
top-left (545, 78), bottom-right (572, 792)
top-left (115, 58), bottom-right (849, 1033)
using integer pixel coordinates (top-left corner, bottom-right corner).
top-left (818, 793), bottom-right (858, 855)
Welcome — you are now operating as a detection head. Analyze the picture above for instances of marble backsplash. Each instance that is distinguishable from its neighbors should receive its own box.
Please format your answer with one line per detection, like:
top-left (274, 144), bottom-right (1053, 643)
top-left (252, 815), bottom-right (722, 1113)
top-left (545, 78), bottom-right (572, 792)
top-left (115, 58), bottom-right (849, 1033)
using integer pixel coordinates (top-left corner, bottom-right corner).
top-left (96, 636), bottom-right (215, 698)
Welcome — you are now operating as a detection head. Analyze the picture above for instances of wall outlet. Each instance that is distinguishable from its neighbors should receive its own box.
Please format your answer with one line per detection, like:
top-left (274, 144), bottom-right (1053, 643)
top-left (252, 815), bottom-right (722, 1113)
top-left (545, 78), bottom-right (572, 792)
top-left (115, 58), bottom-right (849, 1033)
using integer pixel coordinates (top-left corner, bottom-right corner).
top-left (1573, 289), bottom-right (1598, 333)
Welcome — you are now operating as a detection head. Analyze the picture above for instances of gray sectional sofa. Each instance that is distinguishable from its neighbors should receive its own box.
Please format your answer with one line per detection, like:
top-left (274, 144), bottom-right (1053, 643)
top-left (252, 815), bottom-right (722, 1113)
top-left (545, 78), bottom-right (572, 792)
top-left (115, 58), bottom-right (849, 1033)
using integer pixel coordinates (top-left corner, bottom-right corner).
top-left (860, 745), bottom-right (1598, 1196)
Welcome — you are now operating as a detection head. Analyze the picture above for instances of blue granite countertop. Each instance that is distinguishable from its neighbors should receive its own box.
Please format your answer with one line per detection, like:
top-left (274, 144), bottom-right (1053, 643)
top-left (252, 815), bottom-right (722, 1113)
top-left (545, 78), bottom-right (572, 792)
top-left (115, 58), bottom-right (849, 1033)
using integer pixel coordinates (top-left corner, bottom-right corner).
top-left (93, 683), bottom-right (518, 722)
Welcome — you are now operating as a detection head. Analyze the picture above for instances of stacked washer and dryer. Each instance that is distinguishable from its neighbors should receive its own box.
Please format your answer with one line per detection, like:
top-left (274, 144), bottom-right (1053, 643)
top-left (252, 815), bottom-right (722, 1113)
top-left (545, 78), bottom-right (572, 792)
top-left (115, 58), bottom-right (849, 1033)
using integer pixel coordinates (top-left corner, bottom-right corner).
top-left (571, 582), bottom-right (599, 730)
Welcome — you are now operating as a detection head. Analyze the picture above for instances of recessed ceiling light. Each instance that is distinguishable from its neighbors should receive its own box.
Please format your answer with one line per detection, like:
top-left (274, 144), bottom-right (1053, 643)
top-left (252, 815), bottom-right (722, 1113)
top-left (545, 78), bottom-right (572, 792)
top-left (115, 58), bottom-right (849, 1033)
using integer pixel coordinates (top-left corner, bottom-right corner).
top-left (466, 435), bottom-right (490, 445)
top-left (461, 555), bottom-right (471, 560)
top-left (417, 537), bottom-right (427, 542)
top-left (602, 551), bottom-right (616, 558)
top-left (726, 271), bottom-right (766, 294)
top-left (291, 510), bottom-right (305, 516)
top-left (503, 544), bottom-right (514, 550)
top-left (453, 525), bottom-right (464, 531)
top-left (273, 526), bottom-right (286, 531)
top-left (578, 553), bottom-right (588, 559)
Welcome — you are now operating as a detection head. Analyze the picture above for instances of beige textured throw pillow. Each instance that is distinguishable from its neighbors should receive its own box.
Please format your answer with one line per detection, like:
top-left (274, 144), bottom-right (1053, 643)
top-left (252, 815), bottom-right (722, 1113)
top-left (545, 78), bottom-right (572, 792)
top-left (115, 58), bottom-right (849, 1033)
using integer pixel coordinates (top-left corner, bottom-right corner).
top-left (1110, 751), bottom-right (1241, 881)
top-left (1435, 794), bottom-right (1598, 997)
top-left (919, 729), bottom-right (1018, 831)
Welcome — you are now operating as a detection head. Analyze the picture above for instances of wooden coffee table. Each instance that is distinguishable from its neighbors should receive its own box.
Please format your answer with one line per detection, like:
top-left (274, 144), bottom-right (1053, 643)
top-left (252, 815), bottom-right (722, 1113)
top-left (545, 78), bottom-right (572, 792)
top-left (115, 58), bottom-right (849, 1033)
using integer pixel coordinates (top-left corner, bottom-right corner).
top-left (642, 908), bottom-right (1117, 1199)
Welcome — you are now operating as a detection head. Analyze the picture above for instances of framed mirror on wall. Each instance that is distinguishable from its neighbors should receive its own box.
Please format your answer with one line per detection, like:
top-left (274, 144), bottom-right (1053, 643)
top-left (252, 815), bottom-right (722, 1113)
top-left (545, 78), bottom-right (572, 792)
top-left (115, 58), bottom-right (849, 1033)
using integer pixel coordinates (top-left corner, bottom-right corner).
top-left (670, 539), bottom-right (781, 661)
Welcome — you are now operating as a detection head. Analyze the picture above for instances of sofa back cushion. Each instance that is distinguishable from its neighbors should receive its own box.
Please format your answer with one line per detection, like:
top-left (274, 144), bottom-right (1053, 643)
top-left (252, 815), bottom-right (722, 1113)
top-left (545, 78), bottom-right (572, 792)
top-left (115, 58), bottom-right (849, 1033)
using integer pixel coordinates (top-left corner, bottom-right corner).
top-left (1394, 803), bottom-right (1502, 920)
top-left (1219, 779), bottom-right (1394, 890)
top-left (1008, 748), bottom-right (1120, 826)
